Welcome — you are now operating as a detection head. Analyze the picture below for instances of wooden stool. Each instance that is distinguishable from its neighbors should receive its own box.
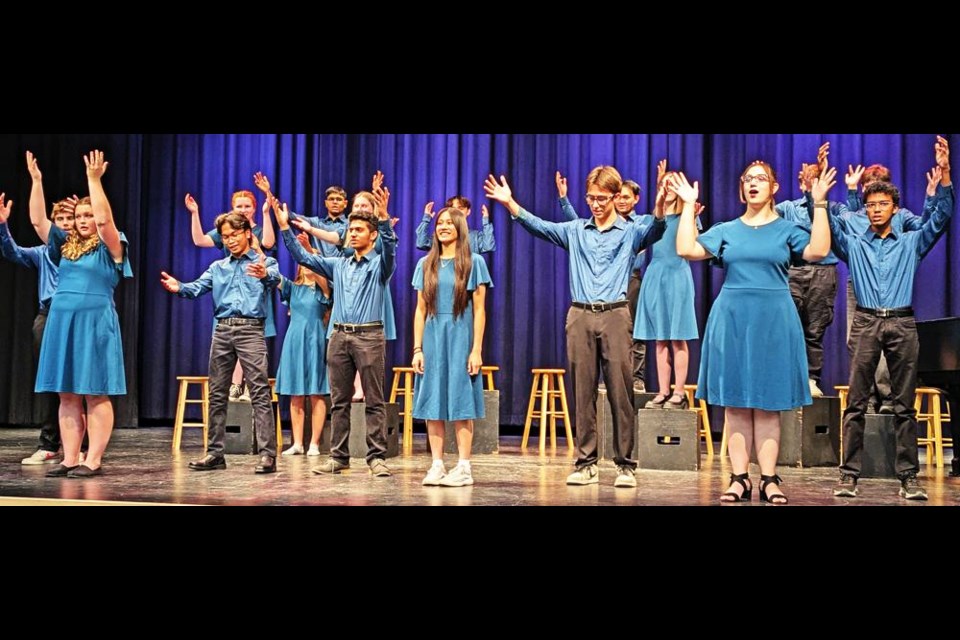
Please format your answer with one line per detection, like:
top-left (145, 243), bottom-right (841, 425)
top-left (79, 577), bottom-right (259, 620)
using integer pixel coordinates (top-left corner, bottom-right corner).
top-left (173, 376), bottom-right (209, 452)
top-left (268, 378), bottom-right (283, 452)
top-left (480, 365), bottom-right (499, 391)
top-left (915, 387), bottom-right (953, 468)
top-left (522, 368), bottom-right (573, 454)
top-left (389, 366), bottom-right (416, 454)
top-left (835, 385), bottom-right (849, 459)
top-left (674, 384), bottom-right (713, 457)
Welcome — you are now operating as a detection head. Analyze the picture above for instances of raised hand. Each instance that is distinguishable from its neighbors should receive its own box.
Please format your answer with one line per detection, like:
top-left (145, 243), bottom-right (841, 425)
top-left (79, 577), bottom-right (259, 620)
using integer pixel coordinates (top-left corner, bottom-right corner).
top-left (389, 217), bottom-right (399, 228)
top-left (467, 350), bottom-right (482, 376)
top-left (926, 166), bottom-right (943, 196)
top-left (373, 186), bottom-right (391, 220)
top-left (296, 231), bottom-right (313, 252)
top-left (483, 174), bottom-right (513, 204)
top-left (668, 172), bottom-right (699, 205)
top-left (159, 271), bottom-right (180, 293)
top-left (184, 193), bottom-right (199, 215)
top-left (0, 193), bottom-right (12, 223)
top-left (936, 135), bottom-right (950, 170)
top-left (372, 170), bottom-right (384, 192)
top-left (653, 184), bottom-right (667, 216)
top-left (412, 351), bottom-right (425, 375)
top-left (262, 195), bottom-right (273, 218)
top-left (817, 142), bottom-right (831, 172)
top-left (246, 252), bottom-right (268, 279)
top-left (274, 201), bottom-right (291, 228)
top-left (811, 166), bottom-right (838, 202)
top-left (656, 159), bottom-right (667, 186)
top-left (481, 204), bottom-right (489, 218)
top-left (84, 150), bottom-right (108, 180)
top-left (61, 195), bottom-right (80, 217)
top-left (25, 151), bottom-right (42, 182)
top-left (424, 201), bottom-right (435, 218)
top-left (555, 171), bottom-right (568, 198)
top-left (694, 202), bottom-right (706, 217)
top-left (253, 171), bottom-right (272, 195)
top-left (845, 164), bottom-right (864, 190)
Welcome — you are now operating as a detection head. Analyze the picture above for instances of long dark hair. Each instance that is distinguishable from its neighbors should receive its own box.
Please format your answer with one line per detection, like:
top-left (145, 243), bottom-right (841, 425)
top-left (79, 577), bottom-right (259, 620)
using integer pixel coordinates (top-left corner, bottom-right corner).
top-left (422, 207), bottom-right (472, 318)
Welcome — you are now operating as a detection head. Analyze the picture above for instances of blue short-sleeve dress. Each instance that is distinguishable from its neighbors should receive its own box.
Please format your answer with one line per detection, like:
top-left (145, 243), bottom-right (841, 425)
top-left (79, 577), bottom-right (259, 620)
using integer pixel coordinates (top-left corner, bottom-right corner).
top-left (411, 254), bottom-right (493, 421)
top-left (633, 213), bottom-right (699, 340)
top-left (695, 217), bottom-right (812, 411)
top-left (275, 276), bottom-right (331, 396)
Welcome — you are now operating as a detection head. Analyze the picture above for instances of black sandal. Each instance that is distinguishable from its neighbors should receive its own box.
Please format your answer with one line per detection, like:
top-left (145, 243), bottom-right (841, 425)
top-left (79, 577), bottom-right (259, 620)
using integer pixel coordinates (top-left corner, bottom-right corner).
top-left (664, 394), bottom-right (689, 410)
top-left (644, 395), bottom-right (668, 409)
top-left (720, 472), bottom-right (752, 502)
top-left (759, 474), bottom-right (788, 504)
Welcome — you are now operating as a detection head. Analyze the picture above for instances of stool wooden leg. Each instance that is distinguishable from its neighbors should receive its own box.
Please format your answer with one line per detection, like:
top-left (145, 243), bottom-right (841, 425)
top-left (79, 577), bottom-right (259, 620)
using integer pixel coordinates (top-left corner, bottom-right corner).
top-left (549, 375), bottom-right (559, 451)
top-left (539, 373), bottom-right (550, 455)
top-left (485, 370), bottom-right (495, 391)
top-left (556, 374), bottom-right (574, 453)
top-left (934, 395), bottom-right (944, 469)
top-left (201, 380), bottom-right (209, 454)
top-left (173, 380), bottom-right (188, 452)
top-left (389, 371), bottom-right (401, 405)
top-left (402, 372), bottom-right (414, 455)
top-left (719, 422), bottom-right (728, 458)
top-left (522, 373), bottom-right (539, 450)
top-left (700, 400), bottom-right (714, 458)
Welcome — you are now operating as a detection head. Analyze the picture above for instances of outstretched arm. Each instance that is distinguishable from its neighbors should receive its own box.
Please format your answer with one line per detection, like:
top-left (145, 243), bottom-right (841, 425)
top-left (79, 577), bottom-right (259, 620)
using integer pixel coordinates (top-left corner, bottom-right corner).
top-left (803, 166), bottom-right (836, 262)
top-left (415, 201), bottom-right (434, 250)
top-left (485, 174), bottom-right (570, 248)
top-left (25, 151), bottom-right (51, 243)
top-left (84, 151), bottom-right (123, 261)
top-left (185, 193), bottom-right (216, 248)
top-left (253, 172), bottom-right (276, 250)
top-left (556, 171), bottom-right (579, 221)
top-left (478, 205), bottom-right (495, 253)
top-left (672, 173), bottom-right (710, 261)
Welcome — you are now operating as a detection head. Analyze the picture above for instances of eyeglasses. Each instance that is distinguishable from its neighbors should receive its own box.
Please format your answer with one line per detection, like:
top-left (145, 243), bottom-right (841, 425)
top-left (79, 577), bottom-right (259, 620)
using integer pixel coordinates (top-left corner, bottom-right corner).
top-left (741, 174), bottom-right (771, 184)
top-left (222, 229), bottom-right (247, 241)
top-left (864, 201), bottom-right (894, 210)
top-left (585, 195), bottom-right (614, 206)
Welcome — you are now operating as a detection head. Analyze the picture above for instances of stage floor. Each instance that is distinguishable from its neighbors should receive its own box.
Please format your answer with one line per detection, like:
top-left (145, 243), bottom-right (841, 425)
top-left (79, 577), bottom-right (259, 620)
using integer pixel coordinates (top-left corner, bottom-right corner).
top-left (1, 427), bottom-right (957, 506)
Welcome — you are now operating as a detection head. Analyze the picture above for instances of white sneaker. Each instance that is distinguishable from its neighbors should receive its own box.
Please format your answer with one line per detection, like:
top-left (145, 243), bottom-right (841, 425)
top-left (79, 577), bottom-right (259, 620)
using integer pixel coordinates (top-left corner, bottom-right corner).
top-left (238, 385), bottom-right (251, 402)
top-left (422, 461), bottom-right (447, 486)
top-left (566, 464), bottom-right (599, 485)
top-left (809, 379), bottom-right (823, 397)
top-left (281, 444), bottom-right (304, 456)
top-left (614, 466), bottom-right (637, 488)
top-left (21, 449), bottom-right (60, 465)
top-left (307, 444), bottom-right (322, 456)
top-left (229, 384), bottom-right (243, 401)
top-left (439, 464), bottom-right (474, 487)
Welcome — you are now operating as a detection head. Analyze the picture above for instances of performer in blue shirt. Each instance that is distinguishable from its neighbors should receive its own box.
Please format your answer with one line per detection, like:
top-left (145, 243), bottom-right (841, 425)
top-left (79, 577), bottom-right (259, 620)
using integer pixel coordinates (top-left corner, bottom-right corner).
top-left (161, 212), bottom-right (281, 475)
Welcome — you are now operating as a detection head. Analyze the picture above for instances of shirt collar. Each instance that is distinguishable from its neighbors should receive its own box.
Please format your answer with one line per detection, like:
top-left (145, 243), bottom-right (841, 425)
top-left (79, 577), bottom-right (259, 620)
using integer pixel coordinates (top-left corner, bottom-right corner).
top-left (585, 214), bottom-right (627, 231)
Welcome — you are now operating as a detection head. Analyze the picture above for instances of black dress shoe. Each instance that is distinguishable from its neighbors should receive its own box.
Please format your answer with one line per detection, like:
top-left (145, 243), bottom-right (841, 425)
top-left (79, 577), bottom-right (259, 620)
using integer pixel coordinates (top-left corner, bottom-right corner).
top-left (189, 454), bottom-right (227, 471)
top-left (67, 464), bottom-right (103, 478)
top-left (46, 463), bottom-right (79, 478)
top-left (255, 455), bottom-right (276, 474)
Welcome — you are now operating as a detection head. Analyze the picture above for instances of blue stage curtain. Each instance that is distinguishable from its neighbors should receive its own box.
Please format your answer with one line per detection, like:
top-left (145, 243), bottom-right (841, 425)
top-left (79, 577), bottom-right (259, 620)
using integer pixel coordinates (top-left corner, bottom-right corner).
top-left (1, 133), bottom-right (955, 428)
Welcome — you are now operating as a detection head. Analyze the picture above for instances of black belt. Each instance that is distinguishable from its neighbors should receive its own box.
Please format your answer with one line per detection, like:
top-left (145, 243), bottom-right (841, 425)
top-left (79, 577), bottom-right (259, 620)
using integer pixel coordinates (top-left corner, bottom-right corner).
top-left (571, 300), bottom-right (630, 312)
top-left (218, 317), bottom-right (265, 326)
top-left (333, 321), bottom-right (384, 333)
top-left (856, 305), bottom-right (914, 318)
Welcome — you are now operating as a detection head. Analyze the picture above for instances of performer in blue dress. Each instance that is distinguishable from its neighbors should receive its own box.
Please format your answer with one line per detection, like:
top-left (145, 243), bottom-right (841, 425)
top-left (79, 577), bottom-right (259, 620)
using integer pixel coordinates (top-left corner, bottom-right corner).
top-left (276, 234), bottom-right (332, 458)
top-left (675, 162), bottom-right (834, 504)
top-left (185, 173), bottom-right (277, 400)
top-left (634, 167), bottom-right (700, 410)
top-left (412, 207), bottom-right (492, 487)
top-left (36, 151), bottom-right (133, 478)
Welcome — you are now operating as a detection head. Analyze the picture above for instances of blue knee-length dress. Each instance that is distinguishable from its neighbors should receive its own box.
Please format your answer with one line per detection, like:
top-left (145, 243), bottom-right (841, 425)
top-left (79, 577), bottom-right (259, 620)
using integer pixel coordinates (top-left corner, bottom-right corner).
top-left (275, 276), bottom-right (331, 396)
top-left (634, 213), bottom-right (699, 340)
top-left (412, 254), bottom-right (493, 421)
top-left (35, 227), bottom-right (133, 395)
top-left (695, 217), bottom-right (811, 411)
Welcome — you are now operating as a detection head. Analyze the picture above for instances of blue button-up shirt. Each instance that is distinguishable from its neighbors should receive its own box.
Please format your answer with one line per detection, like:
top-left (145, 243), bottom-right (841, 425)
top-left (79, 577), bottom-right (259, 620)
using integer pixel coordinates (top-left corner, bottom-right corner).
top-left (415, 213), bottom-right (495, 254)
top-left (776, 197), bottom-right (839, 266)
top-left (177, 248), bottom-right (280, 319)
top-left (282, 221), bottom-right (396, 335)
top-left (824, 190), bottom-right (954, 309)
top-left (559, 197), bottom-right (657, 272)
top-left (298, 212), bottom-right (348, 257)
top-left (513, 207), bottom-right (665, 303)
top-left (0, 223), bottom-right (59, 310)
